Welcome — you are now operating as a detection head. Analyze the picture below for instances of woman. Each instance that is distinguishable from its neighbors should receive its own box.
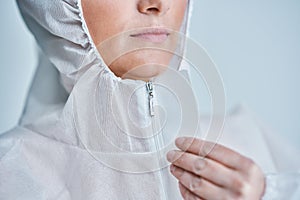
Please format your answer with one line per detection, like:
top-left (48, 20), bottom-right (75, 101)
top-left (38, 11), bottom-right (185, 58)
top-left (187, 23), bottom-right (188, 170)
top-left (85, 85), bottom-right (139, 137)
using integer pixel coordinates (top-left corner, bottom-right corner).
top-left (0, 0), bottom-right (299, 199)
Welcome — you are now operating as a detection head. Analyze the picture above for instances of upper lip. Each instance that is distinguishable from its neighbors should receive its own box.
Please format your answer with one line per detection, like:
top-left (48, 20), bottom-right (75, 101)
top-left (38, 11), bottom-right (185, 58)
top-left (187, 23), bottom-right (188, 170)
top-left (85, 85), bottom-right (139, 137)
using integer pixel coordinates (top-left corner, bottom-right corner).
top-left (130, 28), bottom-right (171, 37)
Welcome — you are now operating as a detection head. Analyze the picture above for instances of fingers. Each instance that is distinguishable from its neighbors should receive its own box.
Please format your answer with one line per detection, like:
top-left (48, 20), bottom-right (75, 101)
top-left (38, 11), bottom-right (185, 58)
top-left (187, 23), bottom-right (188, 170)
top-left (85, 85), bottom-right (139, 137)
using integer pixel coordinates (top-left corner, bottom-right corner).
top-left (167, 150), bottom-right (237, 188)
top-left (171, 165), bottom-right (233, 200)
top-left (168, 137), bottom-right (266, 200)
top-left (174, 137), bottom-right (249, 170)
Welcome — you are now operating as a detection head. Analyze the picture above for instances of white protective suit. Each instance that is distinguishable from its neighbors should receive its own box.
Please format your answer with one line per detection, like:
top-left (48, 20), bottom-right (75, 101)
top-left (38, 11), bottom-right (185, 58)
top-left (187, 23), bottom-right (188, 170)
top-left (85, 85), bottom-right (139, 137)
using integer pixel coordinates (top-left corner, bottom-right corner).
top-left (0, 0), bottom-right (300, 199)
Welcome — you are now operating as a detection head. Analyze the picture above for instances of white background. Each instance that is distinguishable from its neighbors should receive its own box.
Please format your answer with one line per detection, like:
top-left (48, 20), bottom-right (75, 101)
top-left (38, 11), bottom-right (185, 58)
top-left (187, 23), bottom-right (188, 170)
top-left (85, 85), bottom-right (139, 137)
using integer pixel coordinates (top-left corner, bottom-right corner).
top-left (0, 1), bottom-right (299, 146)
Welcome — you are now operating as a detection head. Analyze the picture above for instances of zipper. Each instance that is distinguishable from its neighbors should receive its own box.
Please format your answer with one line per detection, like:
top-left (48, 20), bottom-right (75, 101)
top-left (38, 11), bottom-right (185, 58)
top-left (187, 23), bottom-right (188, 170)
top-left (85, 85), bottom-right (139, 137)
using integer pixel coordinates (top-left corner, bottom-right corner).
top-left (146, 81), bottom-right (169, 199)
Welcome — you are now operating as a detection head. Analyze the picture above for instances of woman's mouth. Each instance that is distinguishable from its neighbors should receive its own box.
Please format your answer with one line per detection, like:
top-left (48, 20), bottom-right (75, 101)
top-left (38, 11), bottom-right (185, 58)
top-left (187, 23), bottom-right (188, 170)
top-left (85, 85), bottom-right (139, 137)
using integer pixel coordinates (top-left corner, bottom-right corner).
top-left (130, 28), bottom-right (170, 44)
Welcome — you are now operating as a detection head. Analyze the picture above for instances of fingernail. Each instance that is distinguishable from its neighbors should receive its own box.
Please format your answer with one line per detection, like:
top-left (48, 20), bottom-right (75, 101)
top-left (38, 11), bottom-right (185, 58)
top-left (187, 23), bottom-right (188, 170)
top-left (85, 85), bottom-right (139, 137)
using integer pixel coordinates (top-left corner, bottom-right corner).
top-left (175, 137), bottom-right (186, 147)
top-left (167, 150), bottom-right (176, 162)
top-left (172, 166), bottom-right (185, 177)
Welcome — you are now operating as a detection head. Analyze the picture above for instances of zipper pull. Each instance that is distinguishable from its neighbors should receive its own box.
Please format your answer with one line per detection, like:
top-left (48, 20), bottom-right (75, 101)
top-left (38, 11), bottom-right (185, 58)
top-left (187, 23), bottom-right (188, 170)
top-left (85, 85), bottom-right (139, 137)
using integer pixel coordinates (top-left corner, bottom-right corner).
top-left (146, 81), bottom-right (155, 117)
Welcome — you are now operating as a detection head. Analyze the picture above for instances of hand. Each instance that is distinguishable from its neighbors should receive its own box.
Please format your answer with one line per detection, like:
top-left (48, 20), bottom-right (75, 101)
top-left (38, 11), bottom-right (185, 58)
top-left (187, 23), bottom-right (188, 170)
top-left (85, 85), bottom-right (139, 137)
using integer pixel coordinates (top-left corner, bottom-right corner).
top-left (166, 137), bottom-right (265, 200)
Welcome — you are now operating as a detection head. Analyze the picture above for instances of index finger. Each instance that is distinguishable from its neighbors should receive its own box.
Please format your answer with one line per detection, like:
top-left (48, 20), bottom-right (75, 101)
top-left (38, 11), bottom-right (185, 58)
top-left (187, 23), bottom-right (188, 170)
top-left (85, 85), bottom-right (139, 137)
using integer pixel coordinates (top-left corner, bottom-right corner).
top-left (175, 137), bottom-right (249, 170)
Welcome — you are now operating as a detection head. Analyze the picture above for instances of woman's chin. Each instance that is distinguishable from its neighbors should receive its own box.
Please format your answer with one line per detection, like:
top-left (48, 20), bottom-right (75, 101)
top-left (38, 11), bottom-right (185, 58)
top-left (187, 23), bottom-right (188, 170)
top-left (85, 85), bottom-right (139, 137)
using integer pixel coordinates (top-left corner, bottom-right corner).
top-left (121, 64), bottom-right (168, 81)
top-left (108, 51), bottom-right (173, 81)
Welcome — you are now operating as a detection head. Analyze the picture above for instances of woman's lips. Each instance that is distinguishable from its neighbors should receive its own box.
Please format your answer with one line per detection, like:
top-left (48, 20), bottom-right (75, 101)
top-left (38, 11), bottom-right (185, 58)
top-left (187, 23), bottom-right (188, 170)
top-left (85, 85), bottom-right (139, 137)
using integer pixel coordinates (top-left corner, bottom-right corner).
top-left (130, 28), bottom-right (170, 43)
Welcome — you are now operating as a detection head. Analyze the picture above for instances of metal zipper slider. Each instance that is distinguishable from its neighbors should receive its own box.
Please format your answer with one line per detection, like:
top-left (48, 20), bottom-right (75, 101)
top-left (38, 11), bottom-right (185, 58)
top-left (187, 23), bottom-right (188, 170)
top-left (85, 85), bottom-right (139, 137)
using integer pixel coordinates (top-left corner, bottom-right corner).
top-left (146, 81), bottom-right (155, 117)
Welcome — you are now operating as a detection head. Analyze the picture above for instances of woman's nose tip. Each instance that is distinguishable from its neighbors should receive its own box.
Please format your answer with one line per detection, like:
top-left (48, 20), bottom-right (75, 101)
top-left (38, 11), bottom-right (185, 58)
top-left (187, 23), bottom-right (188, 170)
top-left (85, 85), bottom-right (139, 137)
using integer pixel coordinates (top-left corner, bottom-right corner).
top-left (138, 0), bottom-right (169, 15)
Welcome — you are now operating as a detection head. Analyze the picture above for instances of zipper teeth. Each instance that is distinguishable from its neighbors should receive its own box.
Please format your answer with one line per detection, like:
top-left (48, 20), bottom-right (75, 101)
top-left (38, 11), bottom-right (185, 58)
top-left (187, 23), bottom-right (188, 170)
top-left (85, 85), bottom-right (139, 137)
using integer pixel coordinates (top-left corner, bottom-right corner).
top-left (146, 81), bottom-right (167, 199)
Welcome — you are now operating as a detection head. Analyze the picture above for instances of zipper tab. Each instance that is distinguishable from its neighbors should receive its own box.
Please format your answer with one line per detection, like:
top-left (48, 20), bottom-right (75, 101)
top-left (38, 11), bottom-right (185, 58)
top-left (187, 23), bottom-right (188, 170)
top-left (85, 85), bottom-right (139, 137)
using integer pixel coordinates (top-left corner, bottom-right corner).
top-left (146, 82), bottom-right (155, 117)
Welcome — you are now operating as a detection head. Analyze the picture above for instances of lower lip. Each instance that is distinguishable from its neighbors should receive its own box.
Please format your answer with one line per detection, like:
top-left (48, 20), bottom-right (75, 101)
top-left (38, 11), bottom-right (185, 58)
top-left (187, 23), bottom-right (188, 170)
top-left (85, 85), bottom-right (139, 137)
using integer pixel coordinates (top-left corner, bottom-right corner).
top-left (131, 33), bottom-right (169, 43)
